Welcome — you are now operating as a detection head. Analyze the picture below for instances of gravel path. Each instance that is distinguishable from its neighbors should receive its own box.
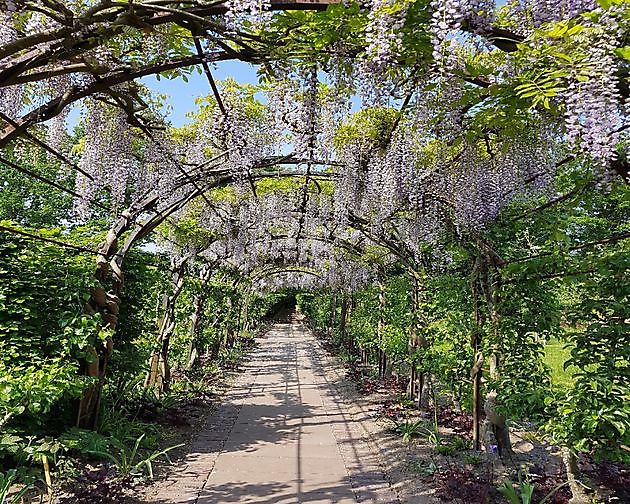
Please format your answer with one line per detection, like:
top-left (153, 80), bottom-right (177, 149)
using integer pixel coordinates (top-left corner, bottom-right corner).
top-left (142, 322), bottom-right (399, 504)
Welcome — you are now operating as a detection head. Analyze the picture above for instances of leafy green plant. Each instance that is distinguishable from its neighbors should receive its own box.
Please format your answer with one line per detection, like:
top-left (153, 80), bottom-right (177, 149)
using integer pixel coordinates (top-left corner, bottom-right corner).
top-left (407, 459), bottom-right (439, 476)
top-left (463, 453), bottom-right (481, 466)
top-left (498, 468), bottom-right (570, 504)
top-left (0, 432), bottom-right (64, 466)
top-left (393, 419), bottom-right (433, 443)
top-left (0, 226), bottom-right (97, 432)
top-left (59, 428), bottom-right (115, 455)
top-left (432, 433), bottom-right (469, 456)
top-left (450, 435), bottom-right (470, 451)
top-left (396, 396), bottom-right (415, 410)
top-left (87, 434), bottom-right (183, 479)
top-left (97, 401), bottom-right (161, 447)
top-left (497, 470), bottom-right (535, 504)
top-left (0, 470), bottom-right (32, 504)
top-left (435, 443), bottom-right (456, 456)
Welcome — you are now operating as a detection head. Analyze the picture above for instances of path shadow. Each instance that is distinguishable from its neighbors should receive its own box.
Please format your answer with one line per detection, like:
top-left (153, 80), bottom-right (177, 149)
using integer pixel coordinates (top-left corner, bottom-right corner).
top-left (197, 479), bottom-right (357, 504)
top-left (133, 323), bottom-right (397, 504)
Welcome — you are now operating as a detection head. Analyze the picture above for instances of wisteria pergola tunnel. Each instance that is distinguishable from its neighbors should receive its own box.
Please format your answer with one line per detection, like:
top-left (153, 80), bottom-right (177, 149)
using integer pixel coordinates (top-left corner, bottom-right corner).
top-left (1, 1), bottom-right (629, 503)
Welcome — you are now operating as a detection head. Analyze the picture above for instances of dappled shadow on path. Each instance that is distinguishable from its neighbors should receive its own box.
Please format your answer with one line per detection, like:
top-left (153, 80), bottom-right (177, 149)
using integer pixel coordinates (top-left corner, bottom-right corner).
top-left (196, 479), bottom-right (357, 504)
top-left (133, 322), bottom-right (397, 504)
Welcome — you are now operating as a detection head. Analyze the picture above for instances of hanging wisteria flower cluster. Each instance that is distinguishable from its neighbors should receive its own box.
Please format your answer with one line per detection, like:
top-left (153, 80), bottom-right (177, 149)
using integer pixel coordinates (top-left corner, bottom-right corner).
top-left (442, 132), bottom-right (558, 231)
top-left (508, 0), bottom-right (597, 31)
top-left (144, 133), bottom-right (193, 213)
top-left (185, 177), bottom-right (389, 294)
top-left (429, 0), bottom-right (471, 75)
top-left (74, 102), bottom-right (136, 218)
top-left (224, 0), bottom-right (272, 32)
top-left (0, 0), bottom-right (628, 290)
top-left (365, 0), bottom-right (411, 68)
top-left (563, 9), bottom-right (622, 168)
top-left (266, 67), bottom-right (352, 163)
top-left (292, 67), bottom-right (320, 161)
top-left (0, 13), bottom-right (22, 120)
top-left (24, 9), bottom-right (60, 35)
top-left (195, 83), bottom-right (279, 183)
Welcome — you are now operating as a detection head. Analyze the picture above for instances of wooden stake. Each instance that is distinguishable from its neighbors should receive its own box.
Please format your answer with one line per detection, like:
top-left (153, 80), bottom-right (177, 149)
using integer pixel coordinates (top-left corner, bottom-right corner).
top-left (41, 455), bottom-right (53, 503)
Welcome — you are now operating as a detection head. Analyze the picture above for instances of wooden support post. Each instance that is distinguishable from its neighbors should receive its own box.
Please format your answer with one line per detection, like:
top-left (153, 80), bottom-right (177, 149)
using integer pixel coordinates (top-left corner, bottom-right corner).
top-left (339, 293), bottom-right (349, 348)
top-left (471, 351), bottom-right (483, 450)
top-left (42, 455), bottom-right (53, 503)
top-left (329, 291), bottom-right (337, 334)
top-left (146, 254), bottom-right (190, 392)
top-left (187, 264), bottom-right (212, 369)
top-left (407, 271), bottom-right (426, 405)
top-left (471, 264), bottom-right (484, 451)
top-left (377, 281), bottom-right (387, 379)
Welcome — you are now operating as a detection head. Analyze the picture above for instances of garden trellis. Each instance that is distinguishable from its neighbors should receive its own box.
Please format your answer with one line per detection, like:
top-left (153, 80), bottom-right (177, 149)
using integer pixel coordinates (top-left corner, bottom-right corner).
top-left (1, 1), bottom-right (629, 502)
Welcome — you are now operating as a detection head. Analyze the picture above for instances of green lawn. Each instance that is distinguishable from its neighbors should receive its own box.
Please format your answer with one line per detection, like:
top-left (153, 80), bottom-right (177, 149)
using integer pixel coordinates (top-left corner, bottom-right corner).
top-left (543, 338), bottom-right (575, 387)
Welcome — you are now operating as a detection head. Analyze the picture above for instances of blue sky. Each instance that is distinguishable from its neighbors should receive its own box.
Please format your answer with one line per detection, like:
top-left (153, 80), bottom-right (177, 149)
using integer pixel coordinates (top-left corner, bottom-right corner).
top-left (141, 60), bottom-right (261, 127)
top-left (66, 58), bottom-right (357, 131)
top-left (65, 60), bottom-right (261, 130)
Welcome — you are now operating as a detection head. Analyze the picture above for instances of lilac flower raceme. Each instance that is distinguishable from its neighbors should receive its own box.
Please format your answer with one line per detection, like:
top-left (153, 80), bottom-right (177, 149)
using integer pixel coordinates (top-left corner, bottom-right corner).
top-left (224, 0), bottom-right (272, 32)
top-left (365, 0), bottom-right (411, 68)
top-left (74, 103), bottom-right (136, 219)
top-left (563, 10), bottom-right (622, 169)
top-left (0, 13), bottom-right (23, 120)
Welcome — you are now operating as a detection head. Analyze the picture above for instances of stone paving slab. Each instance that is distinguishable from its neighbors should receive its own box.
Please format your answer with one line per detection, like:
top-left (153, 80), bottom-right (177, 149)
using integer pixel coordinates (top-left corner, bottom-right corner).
top-left (142, 323), bottom-right (399, 504)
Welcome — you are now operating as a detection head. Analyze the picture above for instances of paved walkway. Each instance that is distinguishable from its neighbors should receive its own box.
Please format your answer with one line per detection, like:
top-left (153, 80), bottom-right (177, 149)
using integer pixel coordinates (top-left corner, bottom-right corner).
top-left (150, 323), bottom-right (398, 504)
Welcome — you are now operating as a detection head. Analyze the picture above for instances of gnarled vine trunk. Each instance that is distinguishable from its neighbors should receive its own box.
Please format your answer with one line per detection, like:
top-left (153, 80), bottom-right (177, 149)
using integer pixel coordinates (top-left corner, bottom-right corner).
top-left (470, 254), bottom-right (485, 451)
top-left (187, 264), bottom-right (212, 370)
top-left (240, 290), bottom-right (250, 334)
top-left (408, 270), bottom-right (429, 409)
top-left (145, 253), bottom-right (191, 392)
top-left (223, 295), bottom-right (235, 350)
top-left (470, 349), bottom-right (483, 450)
top-left (76, 179), bottom-right (220, 428)
top-left (478, 247), bottom-right (512, 457)
top-left (562, 448), bottom-right (591, 504)
top-left (377, 281), bottom-right (388, 379)
top-left (329, 291), bottom-right (337, 335)
top-left (76, 193), bottom-right (159, 429)
top-left (339, 293), bottom-right (351, 350)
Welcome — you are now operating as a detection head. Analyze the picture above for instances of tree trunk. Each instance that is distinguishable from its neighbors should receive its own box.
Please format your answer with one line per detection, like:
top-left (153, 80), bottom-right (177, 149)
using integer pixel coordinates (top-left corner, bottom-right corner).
top-left (223, 296), bottom-right (234, 350)
top-left (408, 365), bottom-right (417, 402)
top-left (471, 350), bottom-right (483, 451)
top-left (76, 192), bottom-right (159, 429)
top-left (146, 254), bottom-right (190, 392)
top-left (329, 291), bottom-right (337, 334)
top-left (562, 448), bottom-right (590, 504)
top-left (187, 265), bottom-right (212, 370)
top-left (420, 374), bottom-right (431, 410)
top-left (233, 291), bottom-right (244, 338)
top-left (240, 291), bottom-right (250, 333)
top-left (479, 247), bottom-right (511, 457)
top-left (408, 280), bottom-right (418, 401)
top-left (481, 352), bottom-right (511, 457)
top-left (339, 293), bottom-right (350, 348)
top-left (408, 271), bottom-right (429, 407)
top-left (470, 265), bottom-right (485, 451)
top-left (377, 281), bottom-right (388, 379)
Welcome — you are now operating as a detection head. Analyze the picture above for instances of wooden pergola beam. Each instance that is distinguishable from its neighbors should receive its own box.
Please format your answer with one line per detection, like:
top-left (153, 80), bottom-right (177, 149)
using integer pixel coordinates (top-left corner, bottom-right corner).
top-left (0, 0), bottom-right (525, 150)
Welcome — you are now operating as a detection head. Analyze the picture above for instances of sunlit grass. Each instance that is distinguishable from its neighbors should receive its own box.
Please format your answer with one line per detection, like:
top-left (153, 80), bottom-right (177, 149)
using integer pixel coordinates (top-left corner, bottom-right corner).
top-left (544, 338), bottom-right (575, 387)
